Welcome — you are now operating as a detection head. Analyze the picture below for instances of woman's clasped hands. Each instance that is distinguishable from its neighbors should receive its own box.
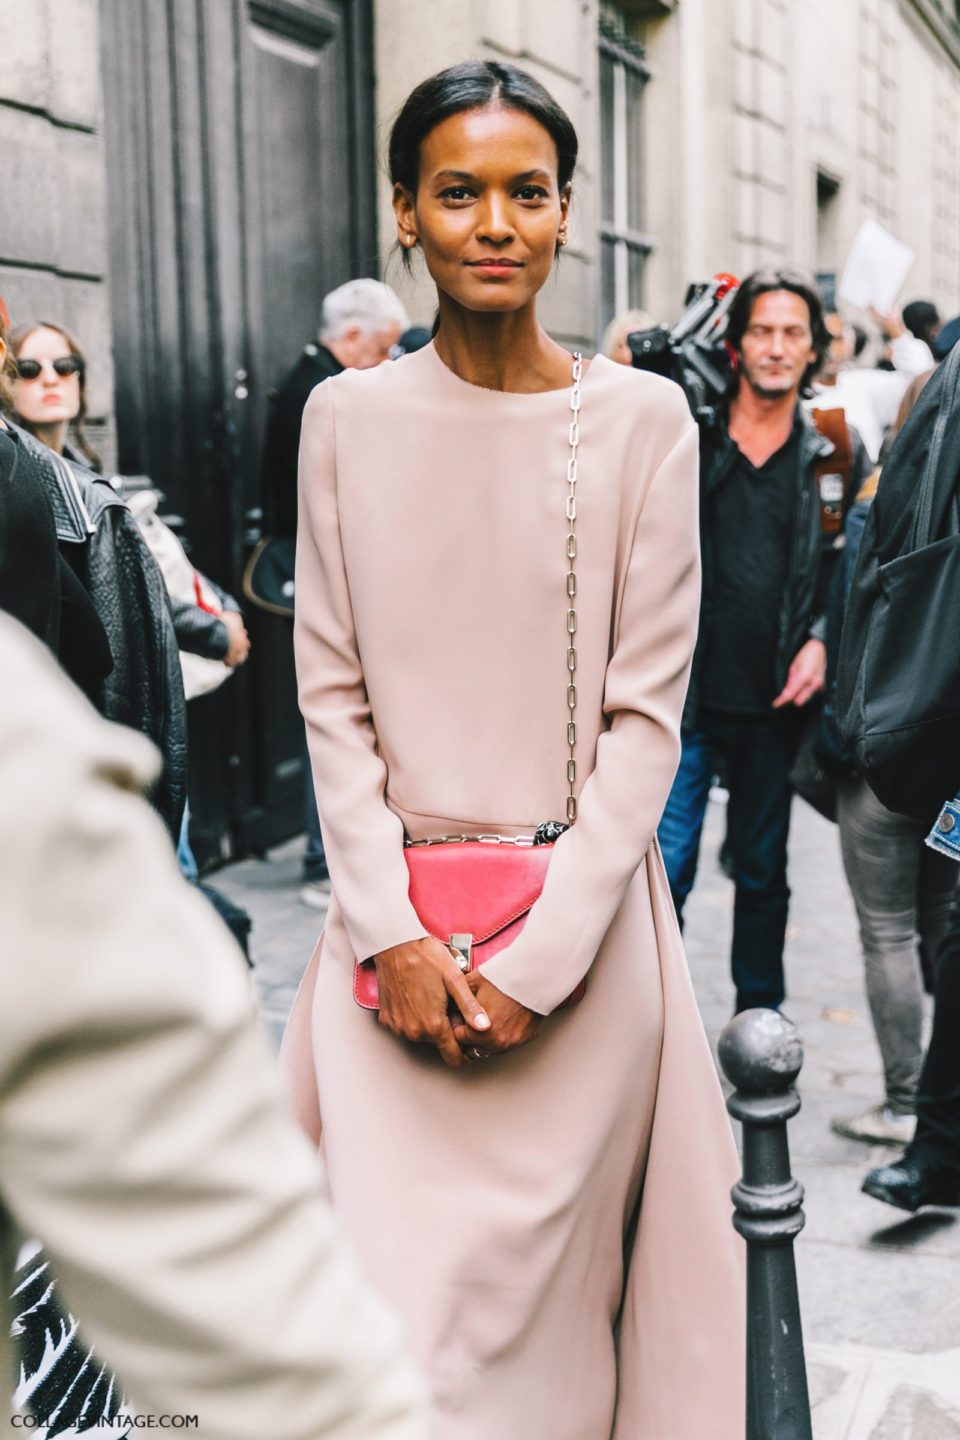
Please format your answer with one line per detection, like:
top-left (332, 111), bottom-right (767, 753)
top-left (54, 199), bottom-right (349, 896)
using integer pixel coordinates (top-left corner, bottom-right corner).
top-left (373, 937), bottom-right (541, 1069)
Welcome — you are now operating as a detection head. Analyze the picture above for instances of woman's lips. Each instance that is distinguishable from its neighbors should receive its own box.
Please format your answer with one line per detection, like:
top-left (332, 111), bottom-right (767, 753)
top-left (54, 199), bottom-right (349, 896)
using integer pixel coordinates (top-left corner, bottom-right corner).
top-left (467, 260), bottom-right (524, 273)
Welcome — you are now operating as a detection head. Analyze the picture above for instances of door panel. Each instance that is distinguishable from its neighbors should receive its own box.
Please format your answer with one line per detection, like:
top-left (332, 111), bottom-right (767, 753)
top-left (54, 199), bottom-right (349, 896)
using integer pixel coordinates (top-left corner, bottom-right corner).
top-left (100, 0), bottom-right (375, 860)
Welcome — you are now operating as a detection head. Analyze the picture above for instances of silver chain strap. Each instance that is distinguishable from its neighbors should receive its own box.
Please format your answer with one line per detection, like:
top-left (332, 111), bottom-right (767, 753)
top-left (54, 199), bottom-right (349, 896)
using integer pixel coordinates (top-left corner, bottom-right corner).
top-left (407, 353), bottom-right (583, 849)
top-left (566, 352), bottom-right (582, 825)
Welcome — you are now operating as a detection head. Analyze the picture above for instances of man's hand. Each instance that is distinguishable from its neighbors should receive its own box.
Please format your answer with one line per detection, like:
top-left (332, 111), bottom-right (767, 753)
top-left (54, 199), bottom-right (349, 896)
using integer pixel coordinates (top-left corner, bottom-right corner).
top-left (772, 637), bottom-right (826, 709)
top-left (373, 937), bottom-right (491, 1070)
top-left (221, 610), bottom-right (251, 667)
top-left (450, 972), bottom-right (542, 1060)
top-left (870, 306), bottom-right (905, 340)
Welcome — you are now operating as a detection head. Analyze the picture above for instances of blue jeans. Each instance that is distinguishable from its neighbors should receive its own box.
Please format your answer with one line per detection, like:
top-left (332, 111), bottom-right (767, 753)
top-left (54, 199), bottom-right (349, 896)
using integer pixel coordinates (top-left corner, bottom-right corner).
top-left (658, 712), bottom-right (796, 1011)
top-left (177, 800), bottom-right (199, 882)
top-left (303, 737), bottom-right (328, 883)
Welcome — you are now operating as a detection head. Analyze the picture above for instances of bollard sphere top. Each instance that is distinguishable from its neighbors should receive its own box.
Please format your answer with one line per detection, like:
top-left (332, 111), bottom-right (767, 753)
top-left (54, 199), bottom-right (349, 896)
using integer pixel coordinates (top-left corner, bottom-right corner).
top-left (717, 1008), bottom-right (803, 1094)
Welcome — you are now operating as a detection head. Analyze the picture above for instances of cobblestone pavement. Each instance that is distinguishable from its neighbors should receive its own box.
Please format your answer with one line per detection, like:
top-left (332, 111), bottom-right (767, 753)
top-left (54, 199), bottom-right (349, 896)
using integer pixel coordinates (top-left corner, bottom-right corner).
top-left (216, 794), bottom-right (960, 1439)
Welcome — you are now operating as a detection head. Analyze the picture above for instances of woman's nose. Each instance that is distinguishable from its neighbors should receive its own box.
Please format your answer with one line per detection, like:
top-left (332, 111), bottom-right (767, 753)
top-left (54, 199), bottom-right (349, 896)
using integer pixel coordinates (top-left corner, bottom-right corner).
top-left (476, 197), bottom-right (513, 243)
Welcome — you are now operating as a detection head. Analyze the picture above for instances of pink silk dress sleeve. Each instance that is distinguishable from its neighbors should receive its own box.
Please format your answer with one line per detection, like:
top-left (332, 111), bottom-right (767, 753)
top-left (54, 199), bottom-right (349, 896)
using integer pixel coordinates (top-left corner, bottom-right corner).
top-left (295, 380), bottom-right (429, 962)
top-left (479, 418), bottom-right (701, 1016)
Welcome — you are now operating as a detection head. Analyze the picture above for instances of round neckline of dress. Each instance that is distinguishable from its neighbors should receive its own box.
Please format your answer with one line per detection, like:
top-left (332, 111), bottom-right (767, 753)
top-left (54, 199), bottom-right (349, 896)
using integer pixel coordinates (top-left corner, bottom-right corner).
top-left (424, 340), bottom-right (609, 398)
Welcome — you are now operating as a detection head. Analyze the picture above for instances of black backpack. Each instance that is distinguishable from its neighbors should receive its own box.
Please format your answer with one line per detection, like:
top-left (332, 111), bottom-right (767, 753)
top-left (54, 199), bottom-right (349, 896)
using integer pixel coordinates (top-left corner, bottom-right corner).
top-left (836, 343), bottom-right (960, 820)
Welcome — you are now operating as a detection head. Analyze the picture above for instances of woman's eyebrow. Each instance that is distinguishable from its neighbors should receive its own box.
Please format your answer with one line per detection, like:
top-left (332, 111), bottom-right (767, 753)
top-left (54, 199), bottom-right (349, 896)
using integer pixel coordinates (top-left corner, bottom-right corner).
top-left (430, 167), bottom-right (553, 184)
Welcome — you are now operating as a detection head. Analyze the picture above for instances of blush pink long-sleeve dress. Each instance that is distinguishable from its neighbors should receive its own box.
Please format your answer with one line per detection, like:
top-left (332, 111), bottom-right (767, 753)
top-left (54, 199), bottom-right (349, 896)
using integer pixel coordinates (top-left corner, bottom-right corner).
top-left (281, 342), bottom-right (746, 1439)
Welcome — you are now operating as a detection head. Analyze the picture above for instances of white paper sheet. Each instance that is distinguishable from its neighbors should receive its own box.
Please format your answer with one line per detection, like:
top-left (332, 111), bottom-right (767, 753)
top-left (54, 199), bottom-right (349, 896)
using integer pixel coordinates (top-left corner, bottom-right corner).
top-left (838, 220), bottom-right (915, 314)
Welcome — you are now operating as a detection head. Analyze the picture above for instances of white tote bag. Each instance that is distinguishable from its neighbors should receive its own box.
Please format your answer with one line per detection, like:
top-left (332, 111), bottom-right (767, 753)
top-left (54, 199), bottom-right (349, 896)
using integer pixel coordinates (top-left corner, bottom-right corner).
top-left (127, 490), bottom-right (233, 701)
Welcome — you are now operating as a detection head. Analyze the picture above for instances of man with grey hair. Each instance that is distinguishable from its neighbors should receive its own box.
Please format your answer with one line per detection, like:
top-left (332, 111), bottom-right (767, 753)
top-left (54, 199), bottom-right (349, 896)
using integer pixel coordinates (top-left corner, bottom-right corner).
top-left (260, 279), bottom-right (409, 905)
top-left (262, 279), bottom-right (409, 539)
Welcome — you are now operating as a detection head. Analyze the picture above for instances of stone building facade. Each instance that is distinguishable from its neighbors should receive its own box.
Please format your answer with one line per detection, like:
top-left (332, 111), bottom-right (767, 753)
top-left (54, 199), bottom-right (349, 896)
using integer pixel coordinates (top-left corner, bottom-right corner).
top-left (0, 0), bottom-right (115, 463)
top-left (631, 0), bottom-right (960, 324)
top-left (374, 0), bottom-right (960, 335)
top-left (2, 0), bottom-right (960, 852)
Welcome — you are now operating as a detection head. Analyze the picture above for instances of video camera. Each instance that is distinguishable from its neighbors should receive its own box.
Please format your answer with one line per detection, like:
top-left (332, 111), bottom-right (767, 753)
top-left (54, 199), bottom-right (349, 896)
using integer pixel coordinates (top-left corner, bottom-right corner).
top-left (627, 272), bottom-right (740, 427)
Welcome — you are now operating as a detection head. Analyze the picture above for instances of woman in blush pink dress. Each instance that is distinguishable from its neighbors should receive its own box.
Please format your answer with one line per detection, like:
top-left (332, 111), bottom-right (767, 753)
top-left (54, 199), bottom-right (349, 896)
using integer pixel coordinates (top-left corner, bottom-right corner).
top-left (282, 60), bottom-right (746, 1440)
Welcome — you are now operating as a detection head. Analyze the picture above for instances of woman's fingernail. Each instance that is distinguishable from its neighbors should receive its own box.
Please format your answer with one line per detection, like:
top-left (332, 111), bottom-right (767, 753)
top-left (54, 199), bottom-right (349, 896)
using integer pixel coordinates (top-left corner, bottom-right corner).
top-left (475, 1012), bottom-right (491, 1030)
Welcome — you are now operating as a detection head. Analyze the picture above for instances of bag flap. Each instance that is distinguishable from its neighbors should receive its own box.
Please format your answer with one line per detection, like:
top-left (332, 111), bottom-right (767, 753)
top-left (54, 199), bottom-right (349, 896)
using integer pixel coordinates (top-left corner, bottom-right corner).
top-left (405, 842), bottom-right (551, 946)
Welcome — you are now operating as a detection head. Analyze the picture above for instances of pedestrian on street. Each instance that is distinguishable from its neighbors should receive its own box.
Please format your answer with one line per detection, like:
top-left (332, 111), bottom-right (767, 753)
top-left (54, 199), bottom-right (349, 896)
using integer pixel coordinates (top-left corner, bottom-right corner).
top-left (657, 267), bottom-right (868, 1013)
top-left (282, 59), bottom-right (744, 1439)
top-left (599, 307), bottom-right (655, 365)
top-left (809, 309), bottom-right (933, 464)
top-left (0, 611), bottom-right (430, 1440)
top-left (0, 302), bottom-right (112, 698)
top-left (823, 481), bottom-right (958, 1147)
top-left (863, 899), bottom-right (960, 1211)
top-left (833, 336), bottom-right (960, 1214)
top-left (3, 315), bottom-right (187, 837)
top-left (259, 278), bottom-right (409, 908)
top-left (9, 319), bottom-right (102, 467)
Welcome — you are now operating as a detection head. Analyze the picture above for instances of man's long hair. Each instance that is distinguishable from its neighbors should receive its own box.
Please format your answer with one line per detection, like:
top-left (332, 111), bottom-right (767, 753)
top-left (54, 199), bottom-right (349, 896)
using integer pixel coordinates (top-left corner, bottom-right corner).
top-left (725, 267), bottom-right (830, 398)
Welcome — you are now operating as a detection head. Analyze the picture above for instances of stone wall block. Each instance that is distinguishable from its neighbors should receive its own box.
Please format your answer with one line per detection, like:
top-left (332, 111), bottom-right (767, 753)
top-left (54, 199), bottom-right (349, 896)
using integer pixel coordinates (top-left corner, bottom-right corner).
top-left (734, 44), bottom-right (755, 111)
top-left (0, 0), bottom-right (50, 110)
top-left (735, 111), bottom-right (755, 178)
top-left (0, 109), bottom-right (59, 267)
top-left (480, 0), bottom-right (523, 54)
top-left (757, 55), bottom-right (787, 128)
top-left (49, 0), bottom-right (105, 128)
top-left (536, 250), bottom-right (592, 343)
top-left (57, 129), bottom-right (109, 277)
top-left (757, 118), bottom-right (786, 186)
top-left (0, 266), bottom-right (65, 333)
top-left (60, 278), bottom-right (114, 420)
top-left (757, 0), bottom-right (788, 69)
top-left (758, 180), bottom-right (786, 243)
top-left (734, 175), bottom-right (757, 240)
top-left (733, 0), bottom-right (755, 50)
top-left (522, 0), bottom-right (584, 79)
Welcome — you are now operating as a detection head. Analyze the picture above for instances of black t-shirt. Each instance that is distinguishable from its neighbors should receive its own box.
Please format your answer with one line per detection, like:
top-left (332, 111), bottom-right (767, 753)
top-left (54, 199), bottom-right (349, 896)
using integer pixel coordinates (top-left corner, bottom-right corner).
top-left (260, 343), bottom-right (343, 537)
top-left (699, 426), bottom-right (798, 715)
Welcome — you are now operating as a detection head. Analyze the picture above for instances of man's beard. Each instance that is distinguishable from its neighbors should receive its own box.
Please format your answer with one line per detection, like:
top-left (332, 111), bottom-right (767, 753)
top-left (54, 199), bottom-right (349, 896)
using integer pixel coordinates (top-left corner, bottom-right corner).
top-left (743, 366), bottom-right (799, 401)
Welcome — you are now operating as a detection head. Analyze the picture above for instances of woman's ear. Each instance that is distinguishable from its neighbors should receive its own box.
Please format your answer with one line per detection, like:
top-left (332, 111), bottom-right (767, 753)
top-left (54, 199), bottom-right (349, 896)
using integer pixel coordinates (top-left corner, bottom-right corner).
top-left (554, 183), bottom-right (572, 255)
top-left (393, 183), bottom-right (418, 250)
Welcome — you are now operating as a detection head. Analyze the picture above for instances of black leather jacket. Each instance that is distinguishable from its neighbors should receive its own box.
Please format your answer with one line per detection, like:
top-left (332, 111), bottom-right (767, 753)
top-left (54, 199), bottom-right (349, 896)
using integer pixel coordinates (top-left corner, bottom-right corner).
top-left (683, 405), bottom-right (868, 733)
top-left (19, 428), bottom-right (187, 838)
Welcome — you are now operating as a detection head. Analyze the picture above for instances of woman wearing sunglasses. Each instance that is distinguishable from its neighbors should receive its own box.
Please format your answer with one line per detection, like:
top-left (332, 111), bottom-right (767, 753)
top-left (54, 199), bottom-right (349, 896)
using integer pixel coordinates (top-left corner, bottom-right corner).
top-left (10, 321), bottom-right (101, 469)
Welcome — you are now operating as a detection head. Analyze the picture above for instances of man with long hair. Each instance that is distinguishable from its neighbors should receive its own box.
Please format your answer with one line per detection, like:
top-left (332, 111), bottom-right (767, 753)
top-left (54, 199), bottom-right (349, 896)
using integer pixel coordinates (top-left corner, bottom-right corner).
top-left (659, 267), bottom-right (865, 1014)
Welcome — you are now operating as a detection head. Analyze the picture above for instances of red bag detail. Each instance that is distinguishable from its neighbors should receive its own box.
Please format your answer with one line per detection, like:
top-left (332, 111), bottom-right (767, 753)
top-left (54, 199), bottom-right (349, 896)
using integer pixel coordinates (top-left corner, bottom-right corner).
top-left (353, 841), bottom-right (585, 1010)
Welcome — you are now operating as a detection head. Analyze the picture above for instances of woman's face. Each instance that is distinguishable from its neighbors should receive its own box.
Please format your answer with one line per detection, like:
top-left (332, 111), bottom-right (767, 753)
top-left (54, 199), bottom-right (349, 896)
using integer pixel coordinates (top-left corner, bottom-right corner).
top-left (13, 326), bottom-right (82, 427)
top-left (395, 105), bottom-right (570, 315)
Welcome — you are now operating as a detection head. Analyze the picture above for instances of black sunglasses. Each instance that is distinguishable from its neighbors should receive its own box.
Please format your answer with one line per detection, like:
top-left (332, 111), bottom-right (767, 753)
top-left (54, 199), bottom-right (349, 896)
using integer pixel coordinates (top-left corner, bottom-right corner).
top-left (15, 355), bottom-right (83, 381)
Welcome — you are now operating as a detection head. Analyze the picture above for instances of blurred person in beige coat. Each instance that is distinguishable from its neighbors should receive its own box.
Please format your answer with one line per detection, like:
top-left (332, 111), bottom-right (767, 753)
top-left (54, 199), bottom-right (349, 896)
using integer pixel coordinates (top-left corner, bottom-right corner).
top-left (0, 609), bottom-right (431, 1440)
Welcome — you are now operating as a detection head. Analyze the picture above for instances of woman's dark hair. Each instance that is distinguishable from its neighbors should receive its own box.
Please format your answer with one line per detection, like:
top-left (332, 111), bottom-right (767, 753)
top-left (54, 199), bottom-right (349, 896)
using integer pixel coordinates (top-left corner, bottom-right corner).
top-left (9, 320), bottom-right (102, 470)
top-left (388, 61), bottom-right (579, 270)
top-left (902, 299), bottom-right (940, 345)
top-left (0, 299), bottom-right (15, 414)
top-left (724, 267), bottom-right (830, 397)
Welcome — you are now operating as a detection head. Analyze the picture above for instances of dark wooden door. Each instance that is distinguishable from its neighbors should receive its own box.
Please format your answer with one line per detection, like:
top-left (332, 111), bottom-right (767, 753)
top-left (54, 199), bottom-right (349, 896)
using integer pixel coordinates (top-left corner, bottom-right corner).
top-left (100, 0), bottom-right (375, 860)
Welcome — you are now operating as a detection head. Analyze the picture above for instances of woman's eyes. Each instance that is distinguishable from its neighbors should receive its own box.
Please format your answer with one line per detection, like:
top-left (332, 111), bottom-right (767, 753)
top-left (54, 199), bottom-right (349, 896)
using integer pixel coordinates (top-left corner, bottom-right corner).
top-left (437, 185), bottom-right (550, 203)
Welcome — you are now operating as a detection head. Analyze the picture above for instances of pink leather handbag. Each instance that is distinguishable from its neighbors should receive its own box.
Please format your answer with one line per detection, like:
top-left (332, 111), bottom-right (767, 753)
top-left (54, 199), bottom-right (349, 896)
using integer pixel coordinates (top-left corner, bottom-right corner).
top-left (354, 839), bottom-right (586, 1009)
top-left (353, 353), bottom-right (586, 1014)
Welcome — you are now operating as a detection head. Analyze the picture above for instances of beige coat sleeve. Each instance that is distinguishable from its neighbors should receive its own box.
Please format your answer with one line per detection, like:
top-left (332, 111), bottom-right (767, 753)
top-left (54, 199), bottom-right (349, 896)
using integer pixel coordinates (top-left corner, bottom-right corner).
top-left (295, 380), bottom-right (428, 961)
top-left (480, 419), bottom-right (702, 1016)
top-left (0, 617), bottom-right (431, 1440)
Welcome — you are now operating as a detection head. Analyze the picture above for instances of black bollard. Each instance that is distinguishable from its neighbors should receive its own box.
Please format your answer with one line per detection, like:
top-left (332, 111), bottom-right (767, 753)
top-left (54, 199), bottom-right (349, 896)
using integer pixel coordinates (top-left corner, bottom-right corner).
top-left (718, 1009), bottom-right (812, 1440)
